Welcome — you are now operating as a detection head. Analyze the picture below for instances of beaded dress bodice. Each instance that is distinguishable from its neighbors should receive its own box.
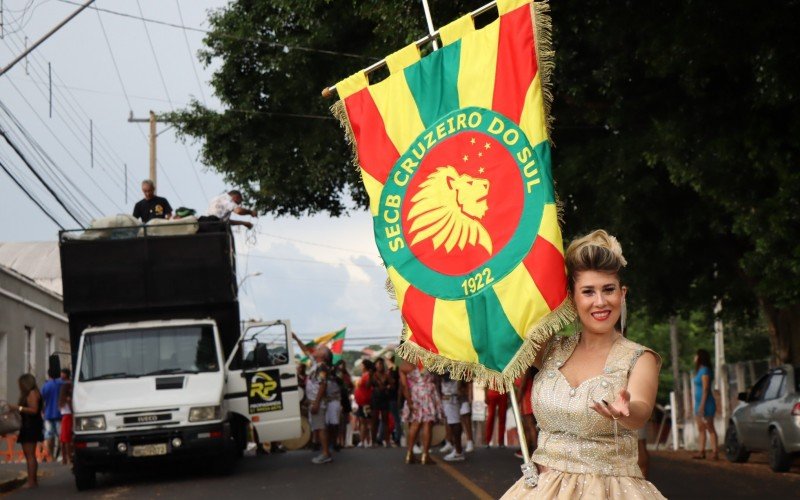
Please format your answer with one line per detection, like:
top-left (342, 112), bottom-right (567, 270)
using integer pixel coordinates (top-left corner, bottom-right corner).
top-left (531, 334), bottom-right (660, 478)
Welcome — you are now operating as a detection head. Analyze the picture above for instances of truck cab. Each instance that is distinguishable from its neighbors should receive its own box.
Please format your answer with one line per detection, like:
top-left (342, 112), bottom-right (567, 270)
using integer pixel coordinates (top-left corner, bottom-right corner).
top-left (59, 223), bottom-right (301, 490)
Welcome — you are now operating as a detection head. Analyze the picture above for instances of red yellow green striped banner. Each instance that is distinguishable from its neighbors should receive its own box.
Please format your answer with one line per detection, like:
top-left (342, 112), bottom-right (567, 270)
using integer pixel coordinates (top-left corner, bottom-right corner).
top-left (332, 0), bottom-right (574, 389)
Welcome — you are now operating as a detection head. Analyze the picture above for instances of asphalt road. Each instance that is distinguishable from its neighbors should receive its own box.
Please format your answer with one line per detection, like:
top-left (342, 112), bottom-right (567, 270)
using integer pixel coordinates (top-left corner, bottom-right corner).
top-left (5, 448), bottom-right (799, 499)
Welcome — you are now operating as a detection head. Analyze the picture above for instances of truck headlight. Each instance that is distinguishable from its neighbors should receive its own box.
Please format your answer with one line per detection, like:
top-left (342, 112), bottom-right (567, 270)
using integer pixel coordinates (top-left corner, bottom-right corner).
top-left (188, 406), bottom-right (220, 422)
top-left (76, 415), bottom-right (106, 431)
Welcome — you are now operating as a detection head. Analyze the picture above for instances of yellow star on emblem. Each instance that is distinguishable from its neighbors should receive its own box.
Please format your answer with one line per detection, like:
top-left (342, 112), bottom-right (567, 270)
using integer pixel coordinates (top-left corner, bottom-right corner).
top-left (484, 142), bottom-right (491, 150)
top-left (478, 167), bottom-right (485, 174)
top-left (478, 151), bottom-right (484, 158)
top-left (462, 155), bottom-right (469, 162)
top-left (470, 137), bottom-right (476, 145)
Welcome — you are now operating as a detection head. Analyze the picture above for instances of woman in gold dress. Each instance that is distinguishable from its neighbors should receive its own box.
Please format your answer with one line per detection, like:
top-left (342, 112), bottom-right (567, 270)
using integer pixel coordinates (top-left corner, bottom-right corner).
top-left (503, 230), bottom-right (666, 499)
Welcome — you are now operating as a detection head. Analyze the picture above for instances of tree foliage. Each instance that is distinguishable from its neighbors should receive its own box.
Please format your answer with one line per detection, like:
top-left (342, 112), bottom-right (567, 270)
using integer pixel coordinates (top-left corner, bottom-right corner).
top-left (172, 0), bottom-right (800, 361)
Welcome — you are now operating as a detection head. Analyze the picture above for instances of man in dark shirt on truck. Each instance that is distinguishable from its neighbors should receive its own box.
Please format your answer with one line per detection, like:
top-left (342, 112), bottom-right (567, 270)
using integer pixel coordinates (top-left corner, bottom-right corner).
top-left (133, 179), bottom-right (172, 223)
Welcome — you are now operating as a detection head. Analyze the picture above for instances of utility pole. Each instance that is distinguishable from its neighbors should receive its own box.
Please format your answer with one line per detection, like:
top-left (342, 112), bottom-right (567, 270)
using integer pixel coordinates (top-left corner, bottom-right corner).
top-left (149, 111), bottom-right (156, 185)
top-left (128, 110), bottom-right (172, 190)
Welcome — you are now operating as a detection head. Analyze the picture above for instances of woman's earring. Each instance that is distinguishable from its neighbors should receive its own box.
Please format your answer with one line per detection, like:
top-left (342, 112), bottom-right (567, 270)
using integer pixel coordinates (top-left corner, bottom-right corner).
top-left (621, 300), bottom-right (627, 335)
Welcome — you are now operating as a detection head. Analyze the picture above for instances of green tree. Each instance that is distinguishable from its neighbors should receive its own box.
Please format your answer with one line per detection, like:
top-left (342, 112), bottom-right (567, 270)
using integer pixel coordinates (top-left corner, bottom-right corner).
top-left (172, 0), bottom-right (799, 361)
top-left (549, 0), bottom-right (800, 362)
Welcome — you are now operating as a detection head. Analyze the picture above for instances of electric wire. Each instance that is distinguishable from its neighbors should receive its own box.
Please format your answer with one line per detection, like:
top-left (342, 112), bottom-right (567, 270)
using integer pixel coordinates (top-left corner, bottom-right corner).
top-left (1, 36), bottom-right (129, 213)
top-left (2, 31), bottom-right (136, 199)
top-left (135, 0), bottom-right (207, 203)
top-left (0, 155), bottom-right (66, 230)
top-left (0, 106), bottom-right (98, 223)
top-left (0, 126), bottom-right (85, 227)
top-left (94, 5), bottom-right (132, 111)
top-left (0, 76), bottom-right (124, 216)
top-left (256, 230), bottom-right (378, 256)
top-left (57, 0), bottom-right (375, 60)
top-left (237, 253), bottom-right (382, 269)
top-left (0, 97), bottom-right (99, 223)
top-left (4, 76), bottom-right (335, 119)
top-left (174, 0), bottom-right (206, 105)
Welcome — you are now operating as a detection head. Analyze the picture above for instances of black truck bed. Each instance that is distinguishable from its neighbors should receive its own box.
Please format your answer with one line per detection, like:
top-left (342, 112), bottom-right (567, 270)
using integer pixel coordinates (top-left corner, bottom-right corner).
top-left (59, 226), bottom-right (241, 359)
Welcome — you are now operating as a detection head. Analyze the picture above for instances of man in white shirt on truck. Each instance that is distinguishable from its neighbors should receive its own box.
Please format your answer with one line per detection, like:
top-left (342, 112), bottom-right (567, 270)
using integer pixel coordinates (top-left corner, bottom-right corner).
top-left (206, 190), bottom-right (258, 229)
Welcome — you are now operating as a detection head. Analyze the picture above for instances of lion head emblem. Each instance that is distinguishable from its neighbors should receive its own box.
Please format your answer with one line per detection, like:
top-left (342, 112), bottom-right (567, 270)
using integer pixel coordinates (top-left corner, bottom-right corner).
top-left (406, 166), bottom-right (492, 255)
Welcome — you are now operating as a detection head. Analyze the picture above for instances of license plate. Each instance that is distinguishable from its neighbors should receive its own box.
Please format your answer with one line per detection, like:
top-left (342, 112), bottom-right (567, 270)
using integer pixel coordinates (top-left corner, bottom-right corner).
top-left (132, 443), bottom-right (168, 457)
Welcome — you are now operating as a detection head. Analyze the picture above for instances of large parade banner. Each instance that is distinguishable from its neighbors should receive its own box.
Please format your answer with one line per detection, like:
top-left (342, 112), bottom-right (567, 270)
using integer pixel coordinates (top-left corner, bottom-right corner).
top-left (332, 0), bottom-right (573, 389)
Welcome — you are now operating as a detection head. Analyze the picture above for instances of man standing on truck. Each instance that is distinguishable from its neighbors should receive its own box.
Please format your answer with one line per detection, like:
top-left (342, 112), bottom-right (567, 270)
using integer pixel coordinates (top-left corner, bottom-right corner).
top-left (206, 190), bottom-right (258, 229)
top-left (292, 333), bottom-right (333, 464)
top-left (133, 179), bottom-right (173, 223)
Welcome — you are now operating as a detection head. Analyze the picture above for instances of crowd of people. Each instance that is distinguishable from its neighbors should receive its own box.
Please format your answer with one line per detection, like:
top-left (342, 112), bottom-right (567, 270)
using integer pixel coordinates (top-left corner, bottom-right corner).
top-left (292, 334), bottom-right (548, 466)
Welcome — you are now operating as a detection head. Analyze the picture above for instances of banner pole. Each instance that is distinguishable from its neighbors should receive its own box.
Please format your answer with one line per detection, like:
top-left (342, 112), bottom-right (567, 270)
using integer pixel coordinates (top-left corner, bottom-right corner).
top-left (508, 381), bottom-right (530, 463)
top-left (321, 0), bottom-right (499, 97)
top-left (420, 0), bottom-right (439, 51)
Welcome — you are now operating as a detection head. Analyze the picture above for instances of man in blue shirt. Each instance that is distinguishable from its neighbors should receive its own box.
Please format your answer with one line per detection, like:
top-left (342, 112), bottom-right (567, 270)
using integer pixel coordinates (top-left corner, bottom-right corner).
top-left (41, 368), bottom-right (63, 461)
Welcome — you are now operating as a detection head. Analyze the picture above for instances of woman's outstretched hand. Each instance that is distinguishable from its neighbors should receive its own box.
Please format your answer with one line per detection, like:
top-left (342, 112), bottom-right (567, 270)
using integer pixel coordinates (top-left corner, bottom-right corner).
top-left (590, 389), bottom-right (631, 421)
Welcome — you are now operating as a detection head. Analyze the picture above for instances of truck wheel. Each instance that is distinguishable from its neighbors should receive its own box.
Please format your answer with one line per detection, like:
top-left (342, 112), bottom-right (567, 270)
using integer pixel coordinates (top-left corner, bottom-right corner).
top-left (724, 423), bottom-right (750, 463)
top-left (73, 464), bottom-right (96, 491)
top-left (768, 429), bottom-right (792, 472)
top-left (231, 419), bottom-right (248, 458)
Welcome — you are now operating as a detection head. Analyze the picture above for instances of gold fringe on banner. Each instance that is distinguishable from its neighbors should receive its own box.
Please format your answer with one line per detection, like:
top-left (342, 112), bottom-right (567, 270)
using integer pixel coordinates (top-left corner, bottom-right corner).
top-left (330, 100), bottom-right (361, 173)
top-left (396, 298), bottom-right (575, 393)
top-left (532, 0), bottom-right (555, 141)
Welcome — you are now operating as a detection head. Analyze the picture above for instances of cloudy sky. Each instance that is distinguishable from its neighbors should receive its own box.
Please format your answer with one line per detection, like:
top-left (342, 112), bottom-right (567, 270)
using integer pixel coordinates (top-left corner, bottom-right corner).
top-left (0, 0), bottom-right (402, 349)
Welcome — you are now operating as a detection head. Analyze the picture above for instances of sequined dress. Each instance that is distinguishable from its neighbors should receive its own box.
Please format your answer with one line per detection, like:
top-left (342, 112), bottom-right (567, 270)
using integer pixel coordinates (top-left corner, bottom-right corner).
top-left (502, 334), bottom-right (666, 499)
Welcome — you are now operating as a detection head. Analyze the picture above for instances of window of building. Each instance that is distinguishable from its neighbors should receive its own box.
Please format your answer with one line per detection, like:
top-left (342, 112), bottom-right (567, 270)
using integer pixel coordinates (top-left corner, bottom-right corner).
top-left (46, 333), bottom-right (55, 357)
top-left (24, 326), bottom-right (35, 374)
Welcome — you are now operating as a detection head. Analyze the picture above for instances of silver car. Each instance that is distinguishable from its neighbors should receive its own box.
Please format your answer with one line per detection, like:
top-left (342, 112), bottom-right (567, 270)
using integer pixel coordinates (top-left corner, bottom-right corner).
top-left (725, 365), bottom-right (800, 471)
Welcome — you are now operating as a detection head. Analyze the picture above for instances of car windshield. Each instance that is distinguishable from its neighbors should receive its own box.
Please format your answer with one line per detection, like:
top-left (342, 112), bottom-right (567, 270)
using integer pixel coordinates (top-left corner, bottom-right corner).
top-left (80, 325), bottom-right (219, 381)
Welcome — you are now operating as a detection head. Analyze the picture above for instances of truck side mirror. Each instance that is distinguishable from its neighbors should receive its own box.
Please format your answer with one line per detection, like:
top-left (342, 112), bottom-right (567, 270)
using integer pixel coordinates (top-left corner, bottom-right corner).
top-left (737, 392), bottom-right (748, 402)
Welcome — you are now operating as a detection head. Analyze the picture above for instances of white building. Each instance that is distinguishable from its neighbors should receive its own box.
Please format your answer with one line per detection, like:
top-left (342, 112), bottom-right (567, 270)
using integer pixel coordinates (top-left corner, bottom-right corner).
top-left (0, 242), bottom-right (69, 403)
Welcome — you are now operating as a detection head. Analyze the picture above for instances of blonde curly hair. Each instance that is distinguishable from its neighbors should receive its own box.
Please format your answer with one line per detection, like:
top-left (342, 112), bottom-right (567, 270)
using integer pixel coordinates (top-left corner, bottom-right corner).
top-left (564, 230), bottom-right (627, 292)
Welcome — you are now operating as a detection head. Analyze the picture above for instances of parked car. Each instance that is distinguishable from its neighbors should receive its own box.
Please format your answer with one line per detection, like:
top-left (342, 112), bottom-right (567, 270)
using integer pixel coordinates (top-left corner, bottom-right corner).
top-left (725, 365), bottom-right (800, 471)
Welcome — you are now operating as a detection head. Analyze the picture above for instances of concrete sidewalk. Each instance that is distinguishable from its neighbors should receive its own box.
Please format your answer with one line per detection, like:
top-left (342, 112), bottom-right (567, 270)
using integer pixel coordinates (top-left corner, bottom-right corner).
top-left (0, 463), bottom-right (26, 493)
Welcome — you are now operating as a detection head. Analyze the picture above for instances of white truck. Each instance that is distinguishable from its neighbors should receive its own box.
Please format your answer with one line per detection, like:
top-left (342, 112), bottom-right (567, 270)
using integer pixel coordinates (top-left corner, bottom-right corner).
top-left (60, 224), bottom-right (301, 490)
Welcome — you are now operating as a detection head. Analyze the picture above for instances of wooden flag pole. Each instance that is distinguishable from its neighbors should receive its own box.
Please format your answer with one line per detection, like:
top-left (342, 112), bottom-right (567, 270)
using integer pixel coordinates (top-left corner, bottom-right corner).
top-left (508, 381), bottom-right (530, 463)
top-left (321, 0), bottom-right (499, 98)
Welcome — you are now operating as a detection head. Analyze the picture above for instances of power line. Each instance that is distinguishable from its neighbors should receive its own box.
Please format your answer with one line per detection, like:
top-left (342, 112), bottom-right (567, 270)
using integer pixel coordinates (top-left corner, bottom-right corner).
top-left (134, 0), bottom-right (207, 202)
top-left (3, 31), bottom-right (127, 180)
top-left (0, 155), bottom-right (65, 230)
top-left (57, 0), bottom-right (374, 60)
top-left (174, 0), bottom-right (206, 105)
top-left (238, 253), bottom-right (383, 269)
top-left (256, 230), bottom-right (378, 256)
top-left (0, 107), bottom-right (98, 223)
top-left (2, 31), bottom-right (134, 206)
top-left (94, 4), bottom-right (132, 111)
top-left (0, 125), bottom-right (85, 227)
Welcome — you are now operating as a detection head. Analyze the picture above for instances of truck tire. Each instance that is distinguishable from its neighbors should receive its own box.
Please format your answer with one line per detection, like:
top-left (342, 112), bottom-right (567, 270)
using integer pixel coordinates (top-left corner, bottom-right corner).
top-left (724, 422), bottom-right (750, 463)
top-left (230, 418), bottom-right (248, 458)
top-left (768, 429), bottom-right (792, 472)
top-left (73, 464), bottom-right (96, 491)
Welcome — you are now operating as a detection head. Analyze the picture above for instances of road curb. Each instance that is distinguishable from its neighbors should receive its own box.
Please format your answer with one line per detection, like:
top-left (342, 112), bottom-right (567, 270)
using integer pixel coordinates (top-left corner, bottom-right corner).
top-left (0, 471), bottom-right (26, 493)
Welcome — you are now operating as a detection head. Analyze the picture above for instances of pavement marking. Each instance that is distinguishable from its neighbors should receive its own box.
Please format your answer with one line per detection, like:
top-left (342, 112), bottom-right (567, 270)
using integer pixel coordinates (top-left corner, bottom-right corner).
top-left (430, 455), bottom-right (494, 500)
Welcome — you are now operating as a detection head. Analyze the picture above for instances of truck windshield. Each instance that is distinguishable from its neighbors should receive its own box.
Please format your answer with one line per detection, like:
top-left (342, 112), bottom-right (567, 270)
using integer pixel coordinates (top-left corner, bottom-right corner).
top-left (80, 325), bottom-right (219, 381)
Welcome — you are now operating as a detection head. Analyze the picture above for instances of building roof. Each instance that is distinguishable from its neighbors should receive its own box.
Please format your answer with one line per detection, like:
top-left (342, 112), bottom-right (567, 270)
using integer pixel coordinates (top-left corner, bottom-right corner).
top-left (0, 242), bottom-right (62, 296)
